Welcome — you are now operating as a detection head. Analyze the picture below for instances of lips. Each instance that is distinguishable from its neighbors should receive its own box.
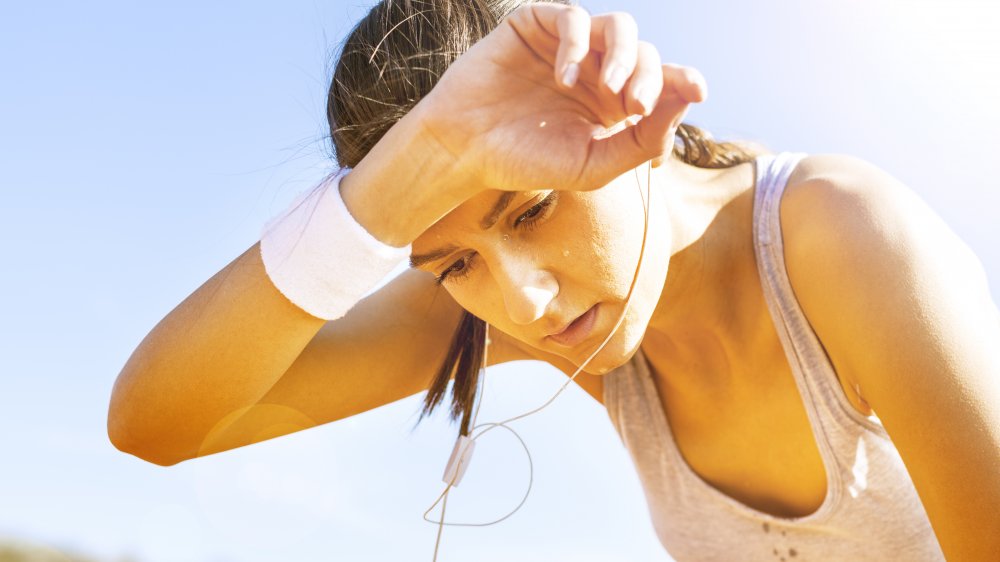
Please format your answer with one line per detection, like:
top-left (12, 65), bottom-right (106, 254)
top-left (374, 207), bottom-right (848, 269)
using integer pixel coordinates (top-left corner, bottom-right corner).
top-left (547, 305), bottom-right (599, 347)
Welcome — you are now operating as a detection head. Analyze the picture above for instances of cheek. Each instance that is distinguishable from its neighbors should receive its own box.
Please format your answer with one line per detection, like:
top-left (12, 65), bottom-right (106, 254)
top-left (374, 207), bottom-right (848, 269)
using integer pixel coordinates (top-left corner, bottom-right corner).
top-left (445, 282), bottom-right (506, 328)
top-left (574, 190), bottom-right (654, 297)
top-left (584, 178), bottom-right (674, 341)
top-left (446, 284), bottom-right (485, 316)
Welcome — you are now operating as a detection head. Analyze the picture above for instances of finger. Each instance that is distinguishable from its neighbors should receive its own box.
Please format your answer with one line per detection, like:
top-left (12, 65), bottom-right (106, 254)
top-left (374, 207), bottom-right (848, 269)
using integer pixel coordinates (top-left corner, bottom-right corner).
top-left (624, 41), bottom-right (663, 117)
top-left (514, 5), bottom-right (642, 96)
top-left (661, 63), bottom-right (708, 104)
top-left (553, 5), bottom-right (591, 88)
top-left (629, 64), bottom-right (706, 161)
top-left (590, 12), bottom-right (639, 94)
top-left (647, 64), bottom-right (707, 167)
top-left (501, 5), bottom-right (620, 124)
top-left (628, 64), bottom-right (702, 158)
top-left (578, 64), bottom-right (706, 188)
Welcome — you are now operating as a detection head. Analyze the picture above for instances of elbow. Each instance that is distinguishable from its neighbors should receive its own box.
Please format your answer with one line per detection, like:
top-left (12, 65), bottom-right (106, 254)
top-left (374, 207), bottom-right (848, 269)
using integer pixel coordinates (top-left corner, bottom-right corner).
top-left (107, 371), bottom-right (188, 467)
top-left (107, 413), bottom-right (185, 467)
top-left (108, 431), bottom-right (185, 467)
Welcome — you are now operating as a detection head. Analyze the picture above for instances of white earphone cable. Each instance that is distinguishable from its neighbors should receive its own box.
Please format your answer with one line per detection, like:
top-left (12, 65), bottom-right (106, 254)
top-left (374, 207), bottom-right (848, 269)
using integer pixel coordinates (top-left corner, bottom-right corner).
top-left (427, 160), bottom-right (653, 559)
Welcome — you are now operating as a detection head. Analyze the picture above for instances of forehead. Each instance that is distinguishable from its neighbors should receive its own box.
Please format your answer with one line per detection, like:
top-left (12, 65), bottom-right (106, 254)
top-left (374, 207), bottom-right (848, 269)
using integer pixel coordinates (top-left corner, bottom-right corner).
top-left (409, 189), bottom-right (542, 264)
top-left (414, 189), bottom-right (525, 240)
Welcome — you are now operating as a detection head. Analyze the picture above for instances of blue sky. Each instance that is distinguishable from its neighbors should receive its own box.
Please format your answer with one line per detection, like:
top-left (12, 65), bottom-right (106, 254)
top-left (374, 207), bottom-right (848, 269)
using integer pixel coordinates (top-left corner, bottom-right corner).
top-left (0, 1), bottom-right (997, 561)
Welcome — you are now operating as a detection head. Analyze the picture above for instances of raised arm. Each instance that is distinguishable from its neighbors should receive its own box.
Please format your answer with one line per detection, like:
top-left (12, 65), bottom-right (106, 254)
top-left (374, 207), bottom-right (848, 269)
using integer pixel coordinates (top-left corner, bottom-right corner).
top-left (106, 112), bottom-right (472, 466)
top-left (107, 3), bottom-right (704, 466)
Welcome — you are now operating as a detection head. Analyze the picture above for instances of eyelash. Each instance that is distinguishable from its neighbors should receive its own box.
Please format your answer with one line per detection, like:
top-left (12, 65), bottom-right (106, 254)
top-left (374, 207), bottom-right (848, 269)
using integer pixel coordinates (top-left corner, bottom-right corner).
top-left (434, 192), bottom-right (558, 285)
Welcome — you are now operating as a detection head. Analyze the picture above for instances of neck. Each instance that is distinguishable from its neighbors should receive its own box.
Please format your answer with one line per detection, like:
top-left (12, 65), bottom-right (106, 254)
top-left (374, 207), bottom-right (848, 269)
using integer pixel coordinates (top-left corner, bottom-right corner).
top-left (642, 155), bottom-right (766, 388)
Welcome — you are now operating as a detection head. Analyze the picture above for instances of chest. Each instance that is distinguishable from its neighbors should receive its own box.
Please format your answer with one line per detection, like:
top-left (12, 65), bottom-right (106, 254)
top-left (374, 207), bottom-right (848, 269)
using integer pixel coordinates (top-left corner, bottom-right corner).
top-left (641, 337), bottom-right (864, 519)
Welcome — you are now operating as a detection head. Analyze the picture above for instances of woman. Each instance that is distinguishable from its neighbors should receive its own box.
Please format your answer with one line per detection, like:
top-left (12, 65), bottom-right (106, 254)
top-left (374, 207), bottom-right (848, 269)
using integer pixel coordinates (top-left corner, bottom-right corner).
top-left (107, 0), bottom-right (1000, 560)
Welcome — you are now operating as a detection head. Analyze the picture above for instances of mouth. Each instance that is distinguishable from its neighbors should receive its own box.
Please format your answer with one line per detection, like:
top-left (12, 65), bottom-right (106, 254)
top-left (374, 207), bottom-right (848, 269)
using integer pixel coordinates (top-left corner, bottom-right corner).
top-left (547, 304), bottom-right (599, 348)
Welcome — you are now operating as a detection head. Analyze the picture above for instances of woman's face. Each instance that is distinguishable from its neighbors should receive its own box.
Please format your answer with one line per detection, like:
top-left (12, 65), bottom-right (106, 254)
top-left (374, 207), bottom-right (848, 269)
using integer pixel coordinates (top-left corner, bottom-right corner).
top-left (410, 166), bottom-right (674, 374)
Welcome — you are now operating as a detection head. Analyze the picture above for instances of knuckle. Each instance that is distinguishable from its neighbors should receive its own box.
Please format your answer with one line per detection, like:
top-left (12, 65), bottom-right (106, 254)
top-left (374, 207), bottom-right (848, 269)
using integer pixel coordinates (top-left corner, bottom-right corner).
top-left (637, 41), bottom-right (660, 61)
top-left (608, 12), bottom-right (638, 35)
top-left (683, 66), bottom-right (705, 83)
top-left (508, 4), bottom-right (538, 28)
top-left (511, 4), bottom-right (533, 19)
top-left (558, 6), bottom-right (589, 30)
top-left (560, 5), bottom-right (589, 26)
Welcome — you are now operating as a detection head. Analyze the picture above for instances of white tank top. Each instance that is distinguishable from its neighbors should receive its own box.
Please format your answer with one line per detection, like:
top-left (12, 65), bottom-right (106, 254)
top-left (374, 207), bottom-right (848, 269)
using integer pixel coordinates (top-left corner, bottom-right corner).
top-left (602, 152), bottom-right (945, 561)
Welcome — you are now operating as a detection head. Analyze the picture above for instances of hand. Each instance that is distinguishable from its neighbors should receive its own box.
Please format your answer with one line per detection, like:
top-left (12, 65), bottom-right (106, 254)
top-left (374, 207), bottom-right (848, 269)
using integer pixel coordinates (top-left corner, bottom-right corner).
top-left (415, 3), bottom-right (707, 196)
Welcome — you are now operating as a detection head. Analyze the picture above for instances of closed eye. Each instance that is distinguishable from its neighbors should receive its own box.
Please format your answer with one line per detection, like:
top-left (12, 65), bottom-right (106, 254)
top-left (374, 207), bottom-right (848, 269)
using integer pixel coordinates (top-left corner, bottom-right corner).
top-left (513, 191), bottom-right (558, 229)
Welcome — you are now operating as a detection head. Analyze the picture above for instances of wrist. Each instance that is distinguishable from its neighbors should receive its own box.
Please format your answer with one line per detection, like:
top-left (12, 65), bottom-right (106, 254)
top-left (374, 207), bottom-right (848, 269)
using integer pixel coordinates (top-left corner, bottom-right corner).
top-left (259, 169), bottom-right (411, 320)
top-left (340, 104), bottom-right (477, 247)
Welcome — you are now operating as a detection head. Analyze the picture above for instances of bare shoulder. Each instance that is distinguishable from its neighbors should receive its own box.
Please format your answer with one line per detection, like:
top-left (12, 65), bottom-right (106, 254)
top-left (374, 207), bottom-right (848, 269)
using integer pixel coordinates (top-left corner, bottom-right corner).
top-left (777, 152), bottom-right (992, 406)
top-left (777, 154), bottom-right (918, 406)
top-left (778, 152), bottom-right (978, 271)
top-left (781, 153), bottom-right (914, 207)
top-left (777, 152), bottom-right (969, 274)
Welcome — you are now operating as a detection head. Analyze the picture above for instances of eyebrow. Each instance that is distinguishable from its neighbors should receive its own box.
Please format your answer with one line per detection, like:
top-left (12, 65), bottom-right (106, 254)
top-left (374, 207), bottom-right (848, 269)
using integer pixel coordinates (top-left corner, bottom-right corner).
top-left (408, 191), bottom-right (517, 269)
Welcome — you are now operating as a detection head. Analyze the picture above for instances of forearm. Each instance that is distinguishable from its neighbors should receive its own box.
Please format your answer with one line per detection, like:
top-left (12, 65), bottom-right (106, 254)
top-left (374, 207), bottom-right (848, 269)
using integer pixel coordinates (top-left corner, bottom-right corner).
top-left (108, 242), bottom-right (326, 465)
top-left (109, 107), bottom-right (474, 466)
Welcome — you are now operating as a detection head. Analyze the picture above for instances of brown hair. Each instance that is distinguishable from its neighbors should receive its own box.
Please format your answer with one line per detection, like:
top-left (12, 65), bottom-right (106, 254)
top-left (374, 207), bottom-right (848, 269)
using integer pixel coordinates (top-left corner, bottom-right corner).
top-left (327, 0), bottom-right (768, 437)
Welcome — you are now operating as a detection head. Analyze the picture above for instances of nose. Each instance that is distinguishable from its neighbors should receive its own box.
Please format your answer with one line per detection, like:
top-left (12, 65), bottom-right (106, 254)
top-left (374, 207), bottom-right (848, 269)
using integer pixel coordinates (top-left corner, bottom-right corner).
top-left (492, 250), bottom-right (558, 326)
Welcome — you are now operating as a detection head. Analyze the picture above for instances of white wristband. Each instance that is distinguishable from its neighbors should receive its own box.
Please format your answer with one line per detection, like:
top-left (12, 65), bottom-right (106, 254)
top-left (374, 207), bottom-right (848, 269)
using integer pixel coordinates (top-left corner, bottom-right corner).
top-left (259, 167), bottom-right (411, 320)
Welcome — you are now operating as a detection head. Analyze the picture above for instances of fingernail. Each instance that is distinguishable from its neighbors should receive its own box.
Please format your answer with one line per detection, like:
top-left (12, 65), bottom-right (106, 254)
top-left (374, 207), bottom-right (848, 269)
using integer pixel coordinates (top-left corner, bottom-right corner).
top-left (605, 64), bottom-right (627, 94)
top-left (561, 63), bottom-right (579, 88)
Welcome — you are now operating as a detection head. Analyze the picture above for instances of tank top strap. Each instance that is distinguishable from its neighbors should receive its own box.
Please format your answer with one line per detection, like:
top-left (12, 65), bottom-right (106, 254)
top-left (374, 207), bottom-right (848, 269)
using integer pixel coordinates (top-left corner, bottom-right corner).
top-left (598, 153), bottom-right (944, 561)
top-left (751, 152), bottom-right (887, 447)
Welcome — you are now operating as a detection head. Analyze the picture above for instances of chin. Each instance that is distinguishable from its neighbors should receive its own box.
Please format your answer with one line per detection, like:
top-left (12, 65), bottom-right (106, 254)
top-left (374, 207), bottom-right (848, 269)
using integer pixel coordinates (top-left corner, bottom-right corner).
top-left (574, 311), bottom-right (648, 376)
top-left (575, 251), bottom-right (670, 376)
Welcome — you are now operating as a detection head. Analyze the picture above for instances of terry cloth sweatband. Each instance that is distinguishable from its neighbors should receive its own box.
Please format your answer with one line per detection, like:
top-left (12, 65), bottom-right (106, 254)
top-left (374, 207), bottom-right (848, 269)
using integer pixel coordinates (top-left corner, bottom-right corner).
top-left (259, 167), bottom-right (412, 320)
